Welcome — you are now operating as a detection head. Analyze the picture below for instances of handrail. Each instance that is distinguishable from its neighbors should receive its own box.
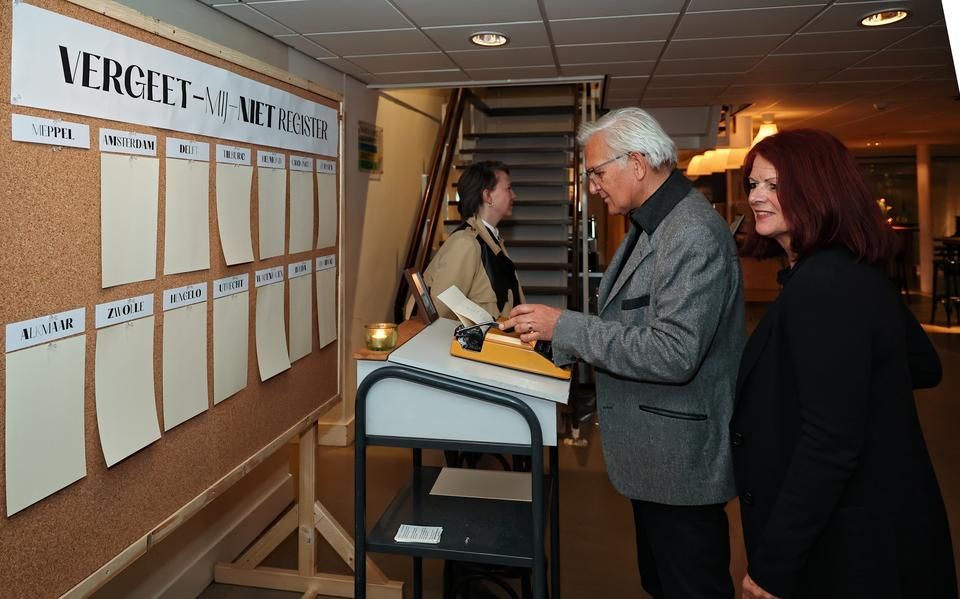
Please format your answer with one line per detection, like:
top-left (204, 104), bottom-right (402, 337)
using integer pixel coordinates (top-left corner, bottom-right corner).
top-left (394, 87), bottom-right (468, 322)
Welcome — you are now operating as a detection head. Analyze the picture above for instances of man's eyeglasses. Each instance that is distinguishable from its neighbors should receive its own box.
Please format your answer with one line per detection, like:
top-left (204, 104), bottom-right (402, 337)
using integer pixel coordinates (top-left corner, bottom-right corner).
top-left (583, 153), bottom-right (628, 183)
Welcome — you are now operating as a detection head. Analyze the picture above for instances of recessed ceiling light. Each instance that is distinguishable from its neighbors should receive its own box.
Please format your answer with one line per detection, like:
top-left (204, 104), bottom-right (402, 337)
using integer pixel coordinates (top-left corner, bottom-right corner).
top-left (859, 9), bottom-right (910, 27)
top-left (470, 31), bottom-right (509, 47)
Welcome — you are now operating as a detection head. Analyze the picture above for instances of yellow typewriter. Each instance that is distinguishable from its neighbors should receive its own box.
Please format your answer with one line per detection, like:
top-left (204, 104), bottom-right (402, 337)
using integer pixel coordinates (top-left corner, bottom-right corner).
top-left (450, 321), bottom-right (571, 380)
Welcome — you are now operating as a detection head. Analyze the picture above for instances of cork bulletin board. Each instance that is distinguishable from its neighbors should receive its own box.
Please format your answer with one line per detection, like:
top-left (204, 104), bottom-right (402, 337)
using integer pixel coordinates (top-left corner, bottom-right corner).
top-left (0, 1), bottom-right (341, 596)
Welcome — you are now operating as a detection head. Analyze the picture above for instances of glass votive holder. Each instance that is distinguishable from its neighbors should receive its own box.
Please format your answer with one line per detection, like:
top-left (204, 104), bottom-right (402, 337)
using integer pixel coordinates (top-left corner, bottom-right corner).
top-left (364, 322), bottom-right (398, 351)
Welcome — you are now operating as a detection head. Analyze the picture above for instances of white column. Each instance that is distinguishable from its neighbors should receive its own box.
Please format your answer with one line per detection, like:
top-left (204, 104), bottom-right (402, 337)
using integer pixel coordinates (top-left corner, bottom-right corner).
top-left (917, 144), bottom-right (933, 294)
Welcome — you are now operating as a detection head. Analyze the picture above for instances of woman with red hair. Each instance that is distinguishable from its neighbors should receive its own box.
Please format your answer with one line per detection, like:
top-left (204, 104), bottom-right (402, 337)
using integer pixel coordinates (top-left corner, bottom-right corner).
top-left (731, 129), bottom-right (956, 599)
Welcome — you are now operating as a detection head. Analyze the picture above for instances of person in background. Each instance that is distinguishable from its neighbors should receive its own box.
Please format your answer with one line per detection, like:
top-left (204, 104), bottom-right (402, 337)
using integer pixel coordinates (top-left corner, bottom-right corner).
top-left (732, 128), bottom-right (957, 599)
top-left (502, 107), bottom-right (744, 599)
top-left (423, 160), bottom-right (523, 321)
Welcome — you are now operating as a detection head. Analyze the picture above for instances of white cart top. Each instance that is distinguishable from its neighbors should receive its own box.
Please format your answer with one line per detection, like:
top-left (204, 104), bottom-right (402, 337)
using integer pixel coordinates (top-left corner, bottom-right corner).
top-left (388, 318), bottom-right (570, 405)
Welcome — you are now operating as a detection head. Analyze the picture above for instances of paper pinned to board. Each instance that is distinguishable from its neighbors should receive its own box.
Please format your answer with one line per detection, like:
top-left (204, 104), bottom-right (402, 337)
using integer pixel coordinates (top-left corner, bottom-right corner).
top-left (436, 286), bottom-right (494, 327)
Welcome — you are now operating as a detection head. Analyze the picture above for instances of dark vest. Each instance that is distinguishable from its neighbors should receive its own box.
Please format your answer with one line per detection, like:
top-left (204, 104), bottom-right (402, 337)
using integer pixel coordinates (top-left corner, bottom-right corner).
top-left (455, 222), bottom-right (521, 313)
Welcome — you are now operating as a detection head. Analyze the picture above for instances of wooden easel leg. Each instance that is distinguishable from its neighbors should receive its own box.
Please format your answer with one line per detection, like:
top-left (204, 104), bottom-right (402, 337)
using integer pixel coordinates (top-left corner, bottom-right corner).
top-left (299, 423), bottom-right (318, 576)
top-left (214, 418), bottom-right (402, 598)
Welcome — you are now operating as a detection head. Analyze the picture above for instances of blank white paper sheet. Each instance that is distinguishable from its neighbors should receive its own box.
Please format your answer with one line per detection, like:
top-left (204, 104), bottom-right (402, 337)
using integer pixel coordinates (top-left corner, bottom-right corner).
top-left (164, 157), bottom-right (210, 275)
top-left (316, 266), bottom-right (337, 349)
top-left (256, 282), bottom-right (291, 381)
top-left (258, 167), bottom-right (286, 259)
top-left (289, 170), bottom-right (314, 253)
top-left (162, 304), bottom-right (208, 430)
top-left (213, 292), bottom-right (249, 404)
top-left (5, 335), bottom-right (87, 516)
top-left (101, 153), bottom-right (159, 287)
top-left (317, 172), bottom-right (337, 249)
top-left (289, 274), bottom-right (312, 362)
top-left (215, 163), bottom-right (254, 265)
top-left (96, 317), bottom-right (161, 467)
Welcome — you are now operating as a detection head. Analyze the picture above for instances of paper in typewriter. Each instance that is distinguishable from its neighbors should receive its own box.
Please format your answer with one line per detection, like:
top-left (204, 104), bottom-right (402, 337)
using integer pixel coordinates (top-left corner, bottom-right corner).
top-left (436, 285), bottom-right (494, 327)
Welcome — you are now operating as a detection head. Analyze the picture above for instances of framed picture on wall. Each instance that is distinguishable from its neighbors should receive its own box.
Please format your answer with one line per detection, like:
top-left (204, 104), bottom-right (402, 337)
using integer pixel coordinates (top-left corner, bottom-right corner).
top-left (358, 121), bottom-right (383, 177)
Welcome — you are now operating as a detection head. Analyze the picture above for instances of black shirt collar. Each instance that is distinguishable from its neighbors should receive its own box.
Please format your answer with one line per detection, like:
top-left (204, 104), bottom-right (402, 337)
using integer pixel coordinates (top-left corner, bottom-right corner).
top-left (629, 169), bottom-right (692, 235)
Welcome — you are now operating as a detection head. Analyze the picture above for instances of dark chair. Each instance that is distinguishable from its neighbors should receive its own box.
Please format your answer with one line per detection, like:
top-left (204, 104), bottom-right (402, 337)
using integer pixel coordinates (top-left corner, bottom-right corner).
top-left (930, 242), bottom-right (960, 327)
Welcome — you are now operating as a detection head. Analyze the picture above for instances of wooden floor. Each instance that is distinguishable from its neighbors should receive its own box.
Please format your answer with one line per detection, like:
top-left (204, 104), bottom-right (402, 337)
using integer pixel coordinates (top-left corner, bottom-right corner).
top-left (202, 298), bottom-right (960, 599)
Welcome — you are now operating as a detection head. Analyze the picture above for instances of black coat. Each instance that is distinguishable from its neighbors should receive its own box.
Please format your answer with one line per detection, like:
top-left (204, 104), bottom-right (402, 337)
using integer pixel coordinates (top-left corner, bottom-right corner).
top-left (731, 248), bottom-right (957, 599)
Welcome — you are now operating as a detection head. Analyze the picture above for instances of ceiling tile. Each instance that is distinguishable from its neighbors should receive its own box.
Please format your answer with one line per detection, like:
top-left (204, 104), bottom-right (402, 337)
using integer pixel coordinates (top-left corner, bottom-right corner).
top-left (688, 0), bottom-right (828, 9)
top-left (390, 0), bottom-right (542, 27)
top-left (274, 34), bottom-right (336, 58)
top-left (555, 41), bottom-right (663, 63)
top-left (423, 22), bottom-right (549, 51)
top-left (306, 29), bottom-right (436, 56)
top-left (657, 56), bottom-right (762, 75)
top-left (918, 66), bottom-right (959, 80)
top-left (676, 5), bottom-right (823, 38)
top-left (777, 28), bottom-right (919, 53)
top-left (216, 5), bottom-right (294, 36)
top-left (732, 68), bottom-right (836, 84)
top-left (249, 0), bottom-right (409, 33)
top-left (447, 46), bottom-right (555, 69)
top-left (316, 57), bottom-right (372, 77)
top-left (606, 76), bottom-right (650, 91)
top-left (648, 73), bottom-right (738, 87)
top-left (561, 61), bottom-right (656, 77)
top-left (641, 97), bottom-right (715, 107)
top-left (858, 47), bottom-right (954, 68)
top-left (543, 0), bottom-right (684, 19)
top-left (890, 25), bottom-right (950, 50)
top-left (807, 80), bottom-right (900, 94)
top-left (549, 14), bottom-right (678, 44)
top-left (801, 1), bottom-right (945, 33)
top-left (371, 69), bottom-right (466, 84)
top-left (466, 65), bottom-right (561, 80)
top-left (827, 65), bottom-right (936, 82)
top-left (350, 52), bottom-right (457, 72)
top-left (664, 34), bottom-right (788, 59)
top-left (643, 86), bottom-right (726, 98)
top-left (753, 51), bottom-right (872, 72)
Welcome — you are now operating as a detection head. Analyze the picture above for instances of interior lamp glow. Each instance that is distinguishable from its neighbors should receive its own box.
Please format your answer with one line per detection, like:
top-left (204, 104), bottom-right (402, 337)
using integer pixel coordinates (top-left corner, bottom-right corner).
top-left (752, 114), bottom-right (778, 146)
top-left (707, 149), bottom-right (731, 173)
top-left (470, 31), bottom-right (509, 47)
top-left (726, 147), bottom-right (751, 170)
top-left (686, 155), bottom-right (705, 178)
top-left (860, 10), bottom-right (910, 27)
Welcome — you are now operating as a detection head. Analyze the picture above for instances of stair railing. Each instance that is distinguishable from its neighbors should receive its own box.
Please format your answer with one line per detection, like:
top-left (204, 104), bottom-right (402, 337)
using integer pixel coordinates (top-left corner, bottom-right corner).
top-left (393, 87), bottom-right (468, 323)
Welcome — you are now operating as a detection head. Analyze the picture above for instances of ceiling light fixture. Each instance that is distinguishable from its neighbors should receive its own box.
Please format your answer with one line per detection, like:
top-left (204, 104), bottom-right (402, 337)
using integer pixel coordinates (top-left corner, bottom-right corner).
top-left (470, 31), bottom-right (509, 47)
top-left (859, 9), bottom-right (910, 27)
top-left (752, 113), bottom-right (778, 146)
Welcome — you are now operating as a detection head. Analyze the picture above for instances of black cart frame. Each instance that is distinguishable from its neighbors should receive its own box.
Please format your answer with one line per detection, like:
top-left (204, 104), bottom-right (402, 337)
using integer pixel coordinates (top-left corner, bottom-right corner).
top-left (355, 365), bottom-right (560, 599)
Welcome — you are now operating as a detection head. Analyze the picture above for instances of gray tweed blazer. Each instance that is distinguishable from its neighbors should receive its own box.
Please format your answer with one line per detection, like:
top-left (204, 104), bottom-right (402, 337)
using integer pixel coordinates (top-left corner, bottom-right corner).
top-left (553, 187), bottom-right (744, 505)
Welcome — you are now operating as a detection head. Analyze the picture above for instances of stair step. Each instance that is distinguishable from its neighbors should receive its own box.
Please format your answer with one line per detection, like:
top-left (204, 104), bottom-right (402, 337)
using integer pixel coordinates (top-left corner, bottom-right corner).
top-left (487, 106), bottom-right (576, 117)
top-left (455, 163), bottom-right (569, 170)
top-left (514, 263), bottom-right (571, 271)
top-left (445, 219), bottom-right (569, 226)
top-left (453, 181), bottom-right (571, 188)
top-left (461, 147), bottom-right (572, 154)
top-left (524, 286), bottom-right (574, 296)
top-left (447, 200), bottom-right (570, 206)
top-left (464, 131), bottom-right (574, 139)
top-left (504, 240), bottom-right (569, 247)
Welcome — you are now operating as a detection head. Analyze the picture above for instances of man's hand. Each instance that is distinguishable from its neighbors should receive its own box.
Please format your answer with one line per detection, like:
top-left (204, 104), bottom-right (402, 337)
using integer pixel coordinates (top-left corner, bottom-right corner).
top-left (742, 573), bottom-right (779, 599)
top-left (500, 304), bottom-right (562, 343)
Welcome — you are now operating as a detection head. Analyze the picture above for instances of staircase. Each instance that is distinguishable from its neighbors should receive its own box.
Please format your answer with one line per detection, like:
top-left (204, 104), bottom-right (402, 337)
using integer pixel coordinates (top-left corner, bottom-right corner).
top-left (446, 85), bottom-right (581, 310)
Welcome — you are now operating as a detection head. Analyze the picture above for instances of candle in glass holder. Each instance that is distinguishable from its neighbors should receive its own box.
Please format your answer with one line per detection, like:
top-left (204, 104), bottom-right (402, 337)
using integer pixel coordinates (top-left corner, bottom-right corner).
top-left (364, 323), bottom-right (398, 351)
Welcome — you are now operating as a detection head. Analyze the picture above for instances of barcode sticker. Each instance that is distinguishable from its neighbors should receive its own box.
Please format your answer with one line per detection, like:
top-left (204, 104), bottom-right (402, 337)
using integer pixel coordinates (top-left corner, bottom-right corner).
top-left (394, 524), bottom-right (443, 544)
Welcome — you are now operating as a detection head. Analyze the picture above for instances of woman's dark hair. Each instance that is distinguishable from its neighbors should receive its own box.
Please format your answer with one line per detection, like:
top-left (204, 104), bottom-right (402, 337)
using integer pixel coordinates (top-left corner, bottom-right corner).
top-left (457, 160), bottom-right (510, 219)
top-left (741, 128), bottom-right (896, 265)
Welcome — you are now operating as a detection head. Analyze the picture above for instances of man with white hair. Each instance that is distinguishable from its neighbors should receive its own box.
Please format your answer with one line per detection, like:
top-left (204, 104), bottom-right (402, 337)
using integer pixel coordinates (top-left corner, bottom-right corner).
top-left (501, 107), bottom-right (745, 598)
